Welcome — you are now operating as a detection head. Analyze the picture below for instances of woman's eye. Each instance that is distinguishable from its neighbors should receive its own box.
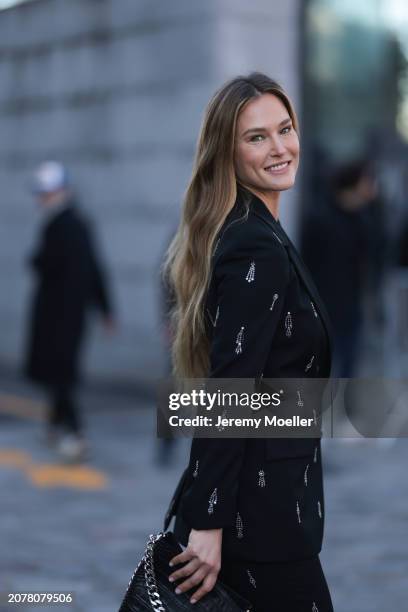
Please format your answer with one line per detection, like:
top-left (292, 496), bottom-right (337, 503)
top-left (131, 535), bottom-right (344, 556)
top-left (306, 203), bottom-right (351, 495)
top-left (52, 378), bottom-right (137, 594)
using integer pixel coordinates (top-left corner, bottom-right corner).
top-left (250, 134), bottom-right (265, 142)
top-left (281, 126), bottom-right (292, 135)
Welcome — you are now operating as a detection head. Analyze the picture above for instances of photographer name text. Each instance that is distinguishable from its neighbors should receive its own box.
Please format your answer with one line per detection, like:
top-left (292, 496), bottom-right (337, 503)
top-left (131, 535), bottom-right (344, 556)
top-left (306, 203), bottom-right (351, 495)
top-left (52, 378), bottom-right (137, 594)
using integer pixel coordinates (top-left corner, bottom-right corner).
top-left (168, 415), bottom-right (314, 429)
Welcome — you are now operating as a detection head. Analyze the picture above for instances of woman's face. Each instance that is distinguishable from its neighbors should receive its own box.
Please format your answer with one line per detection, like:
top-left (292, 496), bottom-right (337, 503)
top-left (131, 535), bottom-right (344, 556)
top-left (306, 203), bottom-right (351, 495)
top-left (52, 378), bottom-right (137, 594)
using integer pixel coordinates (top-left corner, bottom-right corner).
top-left (234, 93), bottom-right (300, 196)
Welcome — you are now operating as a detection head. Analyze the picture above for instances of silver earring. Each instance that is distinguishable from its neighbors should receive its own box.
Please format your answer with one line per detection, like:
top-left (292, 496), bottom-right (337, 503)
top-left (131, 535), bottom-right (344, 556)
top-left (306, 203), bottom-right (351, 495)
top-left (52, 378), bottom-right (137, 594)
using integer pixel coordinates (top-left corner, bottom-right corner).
top-left (270, 293), bottom-right (279, 311)
top-left (305, 355), bottom-right (315, 372)
top-left (245, 261), bottom-right (255, 283)
top-left (236, 512), bottom-right (244, 538)
top-left (246, 569), bottom-right (256, 589)
top-left (304, 464), bottom-right (309, 486)
top-left (235, 326), bottom-right (245, 354)
top-left (285, 312), bottom-right (293, 337)
top-left (208, 488), bottom-right (218, 515)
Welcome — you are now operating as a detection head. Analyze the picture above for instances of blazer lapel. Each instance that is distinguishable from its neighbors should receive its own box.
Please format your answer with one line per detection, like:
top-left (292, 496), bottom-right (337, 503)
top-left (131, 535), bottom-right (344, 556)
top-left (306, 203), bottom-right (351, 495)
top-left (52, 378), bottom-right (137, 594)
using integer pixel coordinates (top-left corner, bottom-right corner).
top-left (250, 195), bottom-right (333, 366)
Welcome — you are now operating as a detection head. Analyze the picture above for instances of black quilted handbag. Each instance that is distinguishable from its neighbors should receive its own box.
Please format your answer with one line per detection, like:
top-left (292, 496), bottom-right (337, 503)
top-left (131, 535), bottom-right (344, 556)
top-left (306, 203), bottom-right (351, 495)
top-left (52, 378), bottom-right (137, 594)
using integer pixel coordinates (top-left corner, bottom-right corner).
top-left (118, 531), bottom-right (253, 611)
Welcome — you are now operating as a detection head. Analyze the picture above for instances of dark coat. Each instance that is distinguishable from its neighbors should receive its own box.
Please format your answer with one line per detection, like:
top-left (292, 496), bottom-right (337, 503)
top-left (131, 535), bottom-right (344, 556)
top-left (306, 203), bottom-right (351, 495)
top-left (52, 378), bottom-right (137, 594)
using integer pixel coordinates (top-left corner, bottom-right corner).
top-left (25, 203), bottom-right (112, 386)
top-left (167, 190), bottom-right (333, 563)
top-left (301, 200), bottom-right (371, 332)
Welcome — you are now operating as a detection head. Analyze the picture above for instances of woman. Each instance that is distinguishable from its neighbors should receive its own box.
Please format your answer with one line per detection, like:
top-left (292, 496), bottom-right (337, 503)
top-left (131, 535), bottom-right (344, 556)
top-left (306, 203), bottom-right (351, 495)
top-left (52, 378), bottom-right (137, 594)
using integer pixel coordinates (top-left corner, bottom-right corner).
top-left (163, 73), bottom-right (334, 611)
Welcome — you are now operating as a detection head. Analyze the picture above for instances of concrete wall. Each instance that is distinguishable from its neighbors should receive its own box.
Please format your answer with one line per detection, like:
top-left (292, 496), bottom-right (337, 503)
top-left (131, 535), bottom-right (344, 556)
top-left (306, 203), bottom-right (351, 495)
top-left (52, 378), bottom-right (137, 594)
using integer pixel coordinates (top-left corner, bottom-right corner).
top-left (0, 0), bottom-right (301, 387)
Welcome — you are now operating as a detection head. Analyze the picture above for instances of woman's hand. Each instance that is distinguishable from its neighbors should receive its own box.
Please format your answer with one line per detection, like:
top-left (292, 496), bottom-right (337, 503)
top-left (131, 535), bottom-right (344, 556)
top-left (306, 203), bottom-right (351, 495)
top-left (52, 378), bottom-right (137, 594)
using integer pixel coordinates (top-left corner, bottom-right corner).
top-left (168, 528), bottom-right (222, 604)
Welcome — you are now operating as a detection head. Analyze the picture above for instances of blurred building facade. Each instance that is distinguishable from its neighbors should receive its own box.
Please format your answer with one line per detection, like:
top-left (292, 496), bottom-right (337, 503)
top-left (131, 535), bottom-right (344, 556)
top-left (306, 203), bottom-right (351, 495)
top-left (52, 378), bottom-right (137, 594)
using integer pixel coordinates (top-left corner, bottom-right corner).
top-left (0, 0), bottom-right (407, 386)
top-left (302, 0), bottom-right (408, 221)
top-left (0, 0), bottom-right (302, 386)
top-left (302, 0), bottom-right (408, 376)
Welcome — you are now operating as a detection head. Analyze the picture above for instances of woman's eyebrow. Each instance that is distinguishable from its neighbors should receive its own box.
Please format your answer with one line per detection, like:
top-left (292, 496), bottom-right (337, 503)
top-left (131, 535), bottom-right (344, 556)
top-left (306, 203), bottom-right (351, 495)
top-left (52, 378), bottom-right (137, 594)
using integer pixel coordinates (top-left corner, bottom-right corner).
top-left (241, 117), bottom-right (292, 137)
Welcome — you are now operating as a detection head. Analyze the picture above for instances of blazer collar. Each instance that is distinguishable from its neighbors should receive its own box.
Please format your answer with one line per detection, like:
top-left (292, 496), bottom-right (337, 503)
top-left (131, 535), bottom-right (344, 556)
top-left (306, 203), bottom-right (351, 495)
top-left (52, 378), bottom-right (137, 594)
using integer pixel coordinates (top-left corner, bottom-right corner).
top-left (248, 192), bottom-right (333, 368)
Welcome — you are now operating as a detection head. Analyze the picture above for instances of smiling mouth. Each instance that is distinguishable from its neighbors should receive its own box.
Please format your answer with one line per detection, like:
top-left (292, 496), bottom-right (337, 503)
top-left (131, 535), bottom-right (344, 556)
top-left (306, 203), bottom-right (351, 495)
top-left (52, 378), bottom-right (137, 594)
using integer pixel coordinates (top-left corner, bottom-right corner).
top-left (264, 161), bottom-right (291, 173)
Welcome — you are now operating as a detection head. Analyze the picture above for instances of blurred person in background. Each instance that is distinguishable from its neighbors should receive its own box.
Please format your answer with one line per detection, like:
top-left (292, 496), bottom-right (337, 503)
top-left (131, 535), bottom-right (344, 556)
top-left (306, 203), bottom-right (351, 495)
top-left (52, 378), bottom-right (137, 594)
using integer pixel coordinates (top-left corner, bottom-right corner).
top-left (24, 161), bottom-right (115, 461)
top-left (302, 160), bottom-right (380, 377)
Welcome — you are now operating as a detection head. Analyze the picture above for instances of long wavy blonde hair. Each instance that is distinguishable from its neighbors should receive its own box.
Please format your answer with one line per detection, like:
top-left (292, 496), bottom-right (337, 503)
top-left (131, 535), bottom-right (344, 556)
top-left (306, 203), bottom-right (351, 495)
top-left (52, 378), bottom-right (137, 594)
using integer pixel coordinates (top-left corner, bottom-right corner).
top-left (162, 73), bottom-right (299, 378)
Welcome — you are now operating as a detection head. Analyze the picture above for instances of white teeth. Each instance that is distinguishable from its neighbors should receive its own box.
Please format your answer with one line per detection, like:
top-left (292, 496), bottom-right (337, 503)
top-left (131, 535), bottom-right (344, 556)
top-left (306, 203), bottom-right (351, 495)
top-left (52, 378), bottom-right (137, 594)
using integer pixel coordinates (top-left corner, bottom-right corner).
top-left (266, 162), bottom-right (289, 171)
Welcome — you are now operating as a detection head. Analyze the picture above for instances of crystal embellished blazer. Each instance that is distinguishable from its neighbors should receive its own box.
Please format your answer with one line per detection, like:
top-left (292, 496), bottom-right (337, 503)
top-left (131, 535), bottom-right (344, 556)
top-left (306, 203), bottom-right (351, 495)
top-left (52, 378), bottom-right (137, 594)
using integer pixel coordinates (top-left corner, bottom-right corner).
top-left (167, 188), bottom-right (333, 563)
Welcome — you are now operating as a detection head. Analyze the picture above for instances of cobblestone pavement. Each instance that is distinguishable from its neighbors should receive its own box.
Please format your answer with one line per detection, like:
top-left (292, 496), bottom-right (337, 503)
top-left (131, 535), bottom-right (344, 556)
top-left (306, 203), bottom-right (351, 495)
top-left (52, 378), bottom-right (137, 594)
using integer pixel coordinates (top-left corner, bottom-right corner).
top-left (1, 378), bottom-right (407, 612)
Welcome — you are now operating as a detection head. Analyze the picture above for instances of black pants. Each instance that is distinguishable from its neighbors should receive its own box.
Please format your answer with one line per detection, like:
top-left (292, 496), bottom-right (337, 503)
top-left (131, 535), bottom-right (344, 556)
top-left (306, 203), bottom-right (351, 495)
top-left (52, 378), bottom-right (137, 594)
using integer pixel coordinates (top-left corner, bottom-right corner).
top-left (48, 383), bottom-right (81, 434)
top-left (219, 554), bottom-right (333, 612)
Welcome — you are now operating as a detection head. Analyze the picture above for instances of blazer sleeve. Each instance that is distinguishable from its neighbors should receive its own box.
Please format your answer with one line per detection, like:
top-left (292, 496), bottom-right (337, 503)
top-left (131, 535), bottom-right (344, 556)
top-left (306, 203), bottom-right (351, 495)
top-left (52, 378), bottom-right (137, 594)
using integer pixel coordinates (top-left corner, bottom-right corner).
top-left (179, 234), bottom-right (290, 530)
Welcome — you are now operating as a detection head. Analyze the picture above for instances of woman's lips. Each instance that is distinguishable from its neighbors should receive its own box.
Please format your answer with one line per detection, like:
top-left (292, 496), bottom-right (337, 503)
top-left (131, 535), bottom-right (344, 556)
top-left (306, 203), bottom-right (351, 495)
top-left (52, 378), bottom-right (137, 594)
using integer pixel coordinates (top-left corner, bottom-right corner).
top-left (264, 160), bottom-right (291, 174)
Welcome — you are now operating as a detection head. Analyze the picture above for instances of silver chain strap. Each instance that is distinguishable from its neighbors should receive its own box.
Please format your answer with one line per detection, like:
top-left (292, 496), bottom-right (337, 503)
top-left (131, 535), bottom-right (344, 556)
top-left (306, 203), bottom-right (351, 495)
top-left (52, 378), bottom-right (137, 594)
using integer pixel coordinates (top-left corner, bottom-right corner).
top-left (144, 532), bottom-right (167, 611)
top-left (127, 532), bottom-right (252, 612)
top-left (123, 532), bottom-right (167, 611)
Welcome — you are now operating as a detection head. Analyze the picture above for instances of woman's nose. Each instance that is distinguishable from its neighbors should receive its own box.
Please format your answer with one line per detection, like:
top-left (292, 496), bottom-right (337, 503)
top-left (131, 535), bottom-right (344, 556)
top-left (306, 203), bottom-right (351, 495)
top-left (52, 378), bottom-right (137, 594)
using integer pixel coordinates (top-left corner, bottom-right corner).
top-left (269, 136), bottom-right (286, 156)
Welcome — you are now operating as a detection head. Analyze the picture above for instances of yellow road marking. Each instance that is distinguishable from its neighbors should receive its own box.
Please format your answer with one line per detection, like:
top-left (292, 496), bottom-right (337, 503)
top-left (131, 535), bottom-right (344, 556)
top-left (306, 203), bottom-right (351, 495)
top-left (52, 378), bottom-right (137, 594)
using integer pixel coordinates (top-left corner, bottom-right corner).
top-left (0, 393), bottom-right (108, 490)
top-left (0, 449), bottom-right (32, 467)
top-left (0, 393), bottom-right (45, 421)
top-left (0, 448), bottom-right (108, 490)
top-left (27, 464), bottom-right (108, 489)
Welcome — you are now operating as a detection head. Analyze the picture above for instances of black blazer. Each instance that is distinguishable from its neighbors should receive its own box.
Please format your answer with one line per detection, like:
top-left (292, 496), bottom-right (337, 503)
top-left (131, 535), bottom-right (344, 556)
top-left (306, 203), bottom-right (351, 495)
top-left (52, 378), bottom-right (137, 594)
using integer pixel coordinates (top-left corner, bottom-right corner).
top-left (169, 190), bottom-right (333, 563)
top-left (25, 204), bottom-right (112, 386)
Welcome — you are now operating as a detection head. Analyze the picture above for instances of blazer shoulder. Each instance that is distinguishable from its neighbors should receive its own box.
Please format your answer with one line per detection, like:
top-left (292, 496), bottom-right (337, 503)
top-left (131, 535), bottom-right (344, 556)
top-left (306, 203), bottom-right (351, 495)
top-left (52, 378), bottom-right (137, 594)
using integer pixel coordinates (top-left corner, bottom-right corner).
top-left (213, 206), bottom-right (286, 267)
